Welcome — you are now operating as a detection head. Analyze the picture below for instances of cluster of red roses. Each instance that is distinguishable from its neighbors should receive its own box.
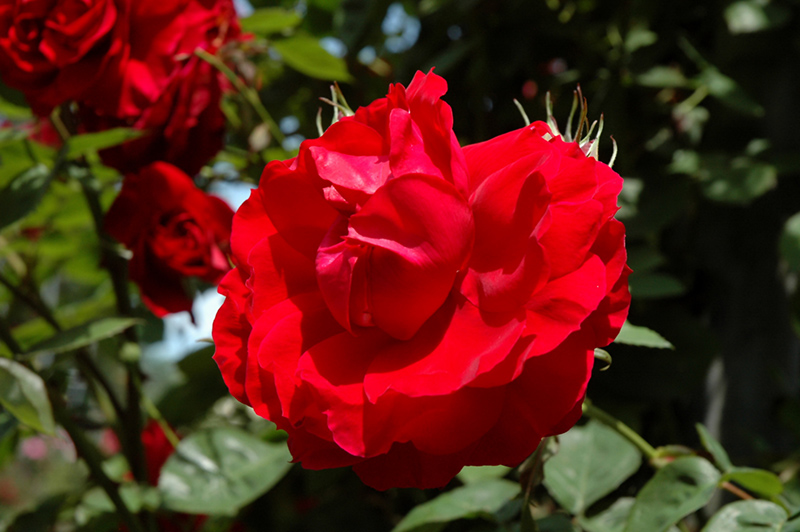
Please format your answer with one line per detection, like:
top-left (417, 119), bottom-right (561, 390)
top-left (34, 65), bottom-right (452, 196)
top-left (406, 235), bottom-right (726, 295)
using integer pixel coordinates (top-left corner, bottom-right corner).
top-left (0, 0), bottom-right (241, 316)
top-left (1, 1), bottom-right (632, 492)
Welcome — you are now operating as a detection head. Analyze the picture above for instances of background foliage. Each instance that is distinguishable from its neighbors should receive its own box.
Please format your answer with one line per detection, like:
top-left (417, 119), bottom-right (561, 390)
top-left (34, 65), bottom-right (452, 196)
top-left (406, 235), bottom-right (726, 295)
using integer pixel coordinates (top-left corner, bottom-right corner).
top-left (2, 0), bottom-right (800, 530)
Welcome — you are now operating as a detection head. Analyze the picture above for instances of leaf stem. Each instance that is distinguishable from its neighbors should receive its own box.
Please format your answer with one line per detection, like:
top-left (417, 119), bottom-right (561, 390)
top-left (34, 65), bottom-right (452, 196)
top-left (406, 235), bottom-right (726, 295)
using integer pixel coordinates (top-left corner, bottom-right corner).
top-left (582, 399), bottom-right (658, 460)
top-left (720, 481), bottom-right (754, 500)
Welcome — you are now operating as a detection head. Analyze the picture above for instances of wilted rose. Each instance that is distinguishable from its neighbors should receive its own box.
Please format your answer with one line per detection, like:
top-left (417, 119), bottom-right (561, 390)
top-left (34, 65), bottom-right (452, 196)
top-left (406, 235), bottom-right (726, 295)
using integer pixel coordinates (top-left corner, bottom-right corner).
top-left (105, 161), bottom-right (233, 317)
top-left (212, 71), bottom-right (630, 489)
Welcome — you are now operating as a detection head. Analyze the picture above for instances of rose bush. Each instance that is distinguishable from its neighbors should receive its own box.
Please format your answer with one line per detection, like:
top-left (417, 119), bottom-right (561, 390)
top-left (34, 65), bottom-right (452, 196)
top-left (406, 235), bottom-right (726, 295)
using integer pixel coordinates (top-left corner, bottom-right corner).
top-left (212, 70), bottom-right (630, 490)
top-left (105, 161), bottom-right (234, 317)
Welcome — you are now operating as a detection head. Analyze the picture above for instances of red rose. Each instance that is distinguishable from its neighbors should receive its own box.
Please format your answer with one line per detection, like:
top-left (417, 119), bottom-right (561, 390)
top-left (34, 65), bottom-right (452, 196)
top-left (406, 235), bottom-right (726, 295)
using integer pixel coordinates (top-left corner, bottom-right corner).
top-left (80, 53), bottom-right (227, 176)
top-left (105, 161), bottom-right (233, 317)
top-left (79, 0), bottom-right (239, 174)
top-left (82, 0), bottom-right (239, 119)
top-left (0, 0), bottom-right (126, 115)
top-left (212, 70), bottom-right (630, 490)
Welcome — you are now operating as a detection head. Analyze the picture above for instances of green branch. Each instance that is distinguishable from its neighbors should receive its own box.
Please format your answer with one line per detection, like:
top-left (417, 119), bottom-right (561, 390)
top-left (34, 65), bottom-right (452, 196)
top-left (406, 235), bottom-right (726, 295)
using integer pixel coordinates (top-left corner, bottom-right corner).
top-left (582, 399), bottom-right (658, 460)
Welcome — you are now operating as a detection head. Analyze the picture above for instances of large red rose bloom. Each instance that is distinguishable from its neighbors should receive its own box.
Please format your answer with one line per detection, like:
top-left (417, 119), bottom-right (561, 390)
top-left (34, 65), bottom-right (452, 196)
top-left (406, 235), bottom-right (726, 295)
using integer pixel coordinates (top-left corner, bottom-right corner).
top-left (212, 70), bottom-right (631, 490)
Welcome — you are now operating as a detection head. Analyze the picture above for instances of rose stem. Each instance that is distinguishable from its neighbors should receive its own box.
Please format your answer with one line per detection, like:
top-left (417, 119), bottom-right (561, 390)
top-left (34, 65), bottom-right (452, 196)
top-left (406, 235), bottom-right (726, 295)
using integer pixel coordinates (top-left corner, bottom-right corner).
top-left (581, 399), bottom-right (658, 460)
top-left (50, 390), bottom-right (147, 532)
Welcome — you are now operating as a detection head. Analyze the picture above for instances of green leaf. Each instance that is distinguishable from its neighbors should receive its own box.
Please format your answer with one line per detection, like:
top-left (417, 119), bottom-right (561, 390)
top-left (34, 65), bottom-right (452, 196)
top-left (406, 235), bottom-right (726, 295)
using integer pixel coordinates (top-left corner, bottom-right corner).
top-left (66, 128), bottom-right (144, 159)
top-left (25, 317), bottom-right (141, 356)
top-left (391, 479), bottom-right (519, 532)
top-left (722, 467), bottom-right (784, 498)
top-left (0, 164), bottom-right (51, 231)
top-left (580, 498), bottom-right (681, 532)
top-left (702, 500), bottom-right (788, 532)
top-left (624, 456), bottom-right (720, 532)
top-left (696, 68), bottom-right (764, 117)
top-left (457, 465), bottom-right (512, 485)
top-left (615, 321), bottom-right (674, 349)
top-left (628, 273), bottom-right (686, 299)
top-left (695, 424), bottom-right (733, 472)
top-left (635, 66), bottom-right (690, 88)
top-left (241, 7), bottom-right (302, 36)
top-left (625, 26), bottom-right (658, 53)
top-left (580, 498), bottom-right (636, 532)
top-left (780, 212), bottom-right (800, 272)
top-left (0, 95), bottom-right (31, 120)
top-left (271, 34), bottom-right (353, 82)
top-left (0, 413), bottom-right (20, 470)
top-left (157, 346), bottom-right (229, 426)
top-left (0, 357), bottom-right (55, 434)
top-left (159, 427), bottom-right (293, 515)
top-left (724, 1), bottom-right (790, 34)
top-left (700, 158), bottom-right (777, 204)
top-left (537, 514), bottom-right (582, 532)
top-left (544, 420), bottom-right (642, 515)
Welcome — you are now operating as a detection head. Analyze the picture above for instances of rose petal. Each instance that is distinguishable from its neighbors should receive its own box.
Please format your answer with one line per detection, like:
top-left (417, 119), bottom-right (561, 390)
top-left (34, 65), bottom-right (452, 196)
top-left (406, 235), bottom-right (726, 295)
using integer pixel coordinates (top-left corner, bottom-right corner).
top-left (463, 125), bottom-right (555, 192)
top-left (346, 174), bottom-right (473, 339)
top-left (212, 270), bottom-right (253, 406)
top-left (462, 155), bottom-right (552, 311)
top-left (248, 229), bottom-right (319, 320)
top-left (298, 321), bottom-right (505, 458)
top-left (538, 199), bottom-right (604, 280)
top-left (363, 296), bottom-right (525, 400)
top-left (260, 158), bottom-right (340, 260)
top-left (524, 254), bottom-right (608, 355)
top-left (388, 108), bottom-right (443, 179)
top-left (244, 293), bottom-right (343, 427)
top-left (306, 119), bottom-right (390, 204)
top-left (467, 328), bottom-right (595, 466)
